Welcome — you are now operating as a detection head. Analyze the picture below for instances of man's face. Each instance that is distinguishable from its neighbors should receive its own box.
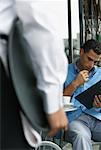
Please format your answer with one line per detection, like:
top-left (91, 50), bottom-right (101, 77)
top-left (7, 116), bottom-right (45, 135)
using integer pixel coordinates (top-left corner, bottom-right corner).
top-left (80, 49), bottom-right (101, 71)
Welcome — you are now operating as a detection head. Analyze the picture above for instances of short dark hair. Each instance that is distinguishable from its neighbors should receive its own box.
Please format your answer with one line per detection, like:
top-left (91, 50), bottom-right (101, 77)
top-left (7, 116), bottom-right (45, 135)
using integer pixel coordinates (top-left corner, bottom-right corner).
top-left (81, 39), bottom-right (101, 55)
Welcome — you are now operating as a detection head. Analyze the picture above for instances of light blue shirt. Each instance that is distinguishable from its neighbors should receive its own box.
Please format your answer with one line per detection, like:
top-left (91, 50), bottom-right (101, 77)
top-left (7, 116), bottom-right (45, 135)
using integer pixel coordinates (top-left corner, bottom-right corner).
top-left (64, 63), bottom-right (101, 122)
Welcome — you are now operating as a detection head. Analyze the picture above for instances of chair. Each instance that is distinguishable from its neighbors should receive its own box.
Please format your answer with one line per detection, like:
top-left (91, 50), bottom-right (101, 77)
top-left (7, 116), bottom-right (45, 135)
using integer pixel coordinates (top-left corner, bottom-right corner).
top-left (8, 18), bottom-right (62, 150)
top-left (92, 141), bottom-right (101, 150)
top-left (62, 141), bottom-right (101, 150)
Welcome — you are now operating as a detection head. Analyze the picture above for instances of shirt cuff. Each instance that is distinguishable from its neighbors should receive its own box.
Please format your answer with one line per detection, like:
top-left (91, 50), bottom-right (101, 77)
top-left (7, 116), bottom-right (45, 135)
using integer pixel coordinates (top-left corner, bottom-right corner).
top-left (43, 84), bottom-right (64, 114)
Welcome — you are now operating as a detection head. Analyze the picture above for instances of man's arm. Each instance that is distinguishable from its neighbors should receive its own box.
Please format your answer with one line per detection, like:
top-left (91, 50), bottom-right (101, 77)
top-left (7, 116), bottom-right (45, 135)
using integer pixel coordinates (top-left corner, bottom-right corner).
top-left (47, 108), bottom-right (68, 136)
top-left (16, 1), bottom-right (68, 136)
top-left (63, 70), bottom-right (89, 96)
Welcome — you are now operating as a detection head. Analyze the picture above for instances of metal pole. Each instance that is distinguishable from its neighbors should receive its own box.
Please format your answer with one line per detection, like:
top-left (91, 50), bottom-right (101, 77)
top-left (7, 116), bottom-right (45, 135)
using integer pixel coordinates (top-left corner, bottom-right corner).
top-left (78, 0), bottom-right (83, 46)
top-left (68, 0), bottom-right (73, 63)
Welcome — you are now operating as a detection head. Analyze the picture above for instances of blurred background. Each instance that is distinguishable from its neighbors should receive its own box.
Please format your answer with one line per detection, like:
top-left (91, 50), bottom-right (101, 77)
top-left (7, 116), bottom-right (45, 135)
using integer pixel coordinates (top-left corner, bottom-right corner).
top-left (42, 0), bottom-right (101, 66)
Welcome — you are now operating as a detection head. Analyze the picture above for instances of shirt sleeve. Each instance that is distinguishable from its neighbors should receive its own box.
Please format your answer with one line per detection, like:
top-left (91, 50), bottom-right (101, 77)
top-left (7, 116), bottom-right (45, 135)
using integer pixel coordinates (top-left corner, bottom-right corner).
top-left (15, 1), bottom-right (68, 114)
top-left (0, 0), bottom-right (16, 34)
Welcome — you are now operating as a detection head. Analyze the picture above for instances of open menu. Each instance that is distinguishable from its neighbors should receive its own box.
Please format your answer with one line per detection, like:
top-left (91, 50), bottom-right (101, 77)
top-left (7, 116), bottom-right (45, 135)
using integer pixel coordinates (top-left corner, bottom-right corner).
top-left (75, 80), bottom-right (101, 109)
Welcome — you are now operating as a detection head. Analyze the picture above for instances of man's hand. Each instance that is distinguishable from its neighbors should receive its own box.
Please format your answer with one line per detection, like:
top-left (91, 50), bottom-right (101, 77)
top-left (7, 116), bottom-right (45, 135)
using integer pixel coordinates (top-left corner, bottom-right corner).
top-left (93, 95), bottom-right (101, 108)
top-left (47, 108), bottom-right (68, 137)
top-left (64, 70), bottom-right (89, 96)
top-left (74, 70), bottom-right (89, 87)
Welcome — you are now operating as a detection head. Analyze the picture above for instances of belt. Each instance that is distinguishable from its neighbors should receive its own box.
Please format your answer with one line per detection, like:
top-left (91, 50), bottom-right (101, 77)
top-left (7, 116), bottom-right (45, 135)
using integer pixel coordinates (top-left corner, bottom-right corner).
top-left (0, 34), bottom-right (8, 41)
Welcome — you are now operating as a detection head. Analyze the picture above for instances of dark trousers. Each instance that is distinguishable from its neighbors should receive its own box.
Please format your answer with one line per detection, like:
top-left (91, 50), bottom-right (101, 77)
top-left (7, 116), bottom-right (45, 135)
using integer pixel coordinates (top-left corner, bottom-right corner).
top-left (0, 59), bottom-right (33, 150)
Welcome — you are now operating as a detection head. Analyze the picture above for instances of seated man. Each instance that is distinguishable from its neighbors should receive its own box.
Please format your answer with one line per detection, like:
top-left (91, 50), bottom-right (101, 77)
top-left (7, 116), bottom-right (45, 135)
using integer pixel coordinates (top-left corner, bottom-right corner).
top-left (64, 39), bottom-right (101, 150)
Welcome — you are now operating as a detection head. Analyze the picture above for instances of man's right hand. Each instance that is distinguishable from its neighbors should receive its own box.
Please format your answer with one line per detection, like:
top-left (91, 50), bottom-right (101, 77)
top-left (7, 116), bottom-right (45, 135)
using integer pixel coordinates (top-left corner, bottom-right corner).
top-left (74, 70), bottom-right (89, 87)
top-left (47, 108), bottom-right (68, 137)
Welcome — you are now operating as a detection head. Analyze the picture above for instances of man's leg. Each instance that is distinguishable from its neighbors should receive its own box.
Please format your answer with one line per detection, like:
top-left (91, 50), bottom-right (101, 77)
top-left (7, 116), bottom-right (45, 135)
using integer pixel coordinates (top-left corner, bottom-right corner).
top-left (91, 118), bottom-right (101, 142)
top-left (65, 114), bottom-right (92, 150)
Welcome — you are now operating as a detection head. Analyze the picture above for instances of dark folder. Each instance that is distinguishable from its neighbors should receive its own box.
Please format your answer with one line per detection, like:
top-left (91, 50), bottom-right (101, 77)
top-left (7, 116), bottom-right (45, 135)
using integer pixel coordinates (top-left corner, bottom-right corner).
top-left (75, 80), bottom-right (101, 109)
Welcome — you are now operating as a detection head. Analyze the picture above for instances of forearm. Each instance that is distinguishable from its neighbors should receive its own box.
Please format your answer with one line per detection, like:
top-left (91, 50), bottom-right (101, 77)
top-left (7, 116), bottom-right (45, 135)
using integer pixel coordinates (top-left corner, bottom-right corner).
top-left (63, 80), bottom-right (79, 96)
top-left (64, 70), bottom-right (89, 96)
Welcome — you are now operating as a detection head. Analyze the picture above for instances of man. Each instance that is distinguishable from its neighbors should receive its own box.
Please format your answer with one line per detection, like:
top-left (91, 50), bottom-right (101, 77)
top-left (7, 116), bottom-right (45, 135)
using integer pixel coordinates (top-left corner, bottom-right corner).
top-left (0, 0), bottom-right (68, 149)
top-left (64, 39), bottom-right (101, 150)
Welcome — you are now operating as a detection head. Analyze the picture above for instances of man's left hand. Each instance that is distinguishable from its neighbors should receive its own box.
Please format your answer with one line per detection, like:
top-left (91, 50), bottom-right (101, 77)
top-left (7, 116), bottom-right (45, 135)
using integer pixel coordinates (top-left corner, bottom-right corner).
top-left (93, 95), bottom-right (101, 108)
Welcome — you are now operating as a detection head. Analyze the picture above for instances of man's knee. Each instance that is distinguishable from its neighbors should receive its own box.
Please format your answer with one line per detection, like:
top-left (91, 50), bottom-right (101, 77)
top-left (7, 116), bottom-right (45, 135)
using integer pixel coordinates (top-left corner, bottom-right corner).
top-left (65, 120), bottom-right (91, 142)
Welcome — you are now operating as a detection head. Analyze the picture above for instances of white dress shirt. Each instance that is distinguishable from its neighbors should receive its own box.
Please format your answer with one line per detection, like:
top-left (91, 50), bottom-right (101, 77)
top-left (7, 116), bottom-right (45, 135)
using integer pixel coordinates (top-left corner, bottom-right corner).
top-left (0, 0), bottom-right (68, 147)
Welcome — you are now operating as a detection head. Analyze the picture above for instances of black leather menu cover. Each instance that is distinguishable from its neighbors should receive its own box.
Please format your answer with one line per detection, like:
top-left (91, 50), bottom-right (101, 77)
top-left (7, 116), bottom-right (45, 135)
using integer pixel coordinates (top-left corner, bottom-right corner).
top-left (75, 80), bottom-right (101, 109)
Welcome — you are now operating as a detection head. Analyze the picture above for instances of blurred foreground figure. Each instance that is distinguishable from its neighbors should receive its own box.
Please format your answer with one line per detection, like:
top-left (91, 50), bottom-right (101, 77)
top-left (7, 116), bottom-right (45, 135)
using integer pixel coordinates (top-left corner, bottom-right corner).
top-left (0, 0), bottom-right (68, 149)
